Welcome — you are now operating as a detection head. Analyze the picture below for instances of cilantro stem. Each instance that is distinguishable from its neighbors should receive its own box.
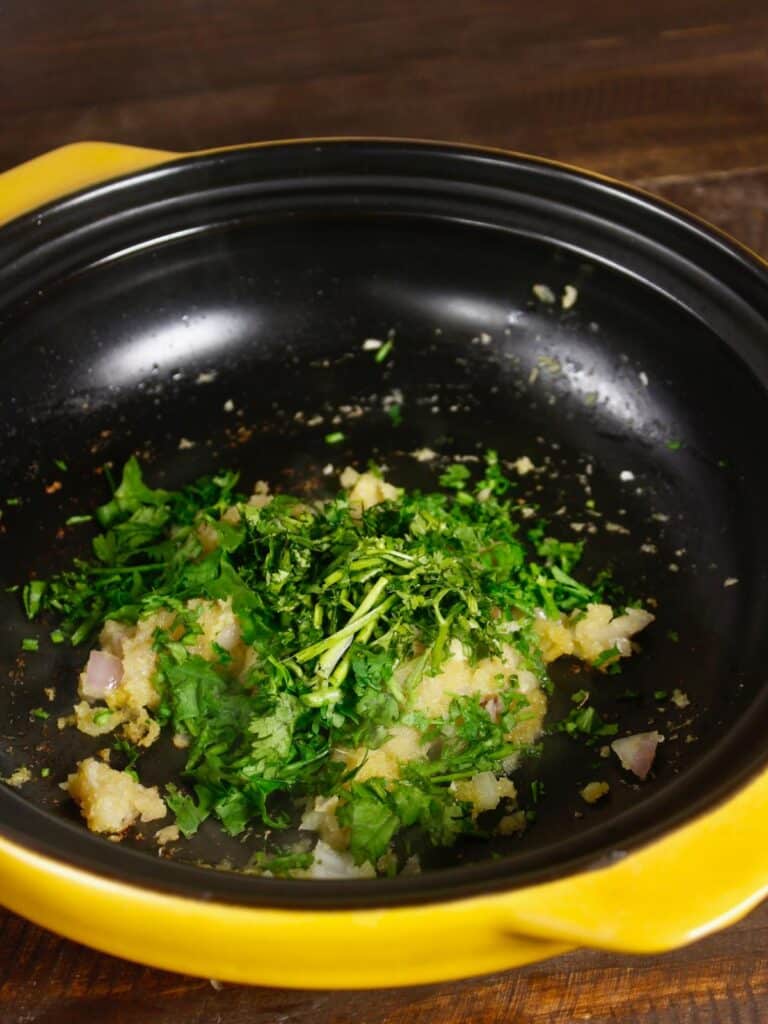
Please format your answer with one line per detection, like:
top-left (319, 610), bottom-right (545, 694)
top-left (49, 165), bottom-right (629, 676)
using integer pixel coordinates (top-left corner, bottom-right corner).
top-left (303, 687), bottom-right (343, 707)
top-left (298, 577), bottom-right (391, 675)
top-left (23, 580), bottom-right (46, 620)
top-left (329, 606), bottom-right (384, 687)
top-left (330, 654), bottom-right (351, 686)
top-left (430, 607), bottom-right (458, 674)
top-left (349, 576), bottom-right (390, 622)
top-left (315, 596), bottom-right (395, 677)
top-left (401, 650), bottom-right (429, 695)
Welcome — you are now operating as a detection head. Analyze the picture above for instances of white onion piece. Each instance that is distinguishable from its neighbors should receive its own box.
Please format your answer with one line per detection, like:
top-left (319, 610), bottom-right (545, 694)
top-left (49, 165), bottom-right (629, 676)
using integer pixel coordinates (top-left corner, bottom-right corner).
top-left (611, 731), bottom-right (661, 780)
top-left (216, 621), bottom-right (241, 651)
top-left (483, 695), bottom-right (504, 723)
top-left (304, 841), bottom-right (376, 880)
top-left (81, 650), bottom-right (123, 700)
top-left (472, 771), bottom-right (502, 812)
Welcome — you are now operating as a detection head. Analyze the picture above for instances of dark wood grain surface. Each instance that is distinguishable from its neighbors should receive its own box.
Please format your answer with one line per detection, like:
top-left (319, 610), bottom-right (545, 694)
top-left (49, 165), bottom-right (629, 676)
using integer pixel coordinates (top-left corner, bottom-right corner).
top-left (2, 1), bottom-right (768, 1021)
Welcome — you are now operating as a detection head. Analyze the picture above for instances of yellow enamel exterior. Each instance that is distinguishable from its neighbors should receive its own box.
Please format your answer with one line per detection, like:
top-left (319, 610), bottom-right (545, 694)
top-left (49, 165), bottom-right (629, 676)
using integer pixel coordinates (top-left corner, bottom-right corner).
top-left (0, 142), bottom-right (176, 224)
top-left (0, 140), bottom-right (767, 987)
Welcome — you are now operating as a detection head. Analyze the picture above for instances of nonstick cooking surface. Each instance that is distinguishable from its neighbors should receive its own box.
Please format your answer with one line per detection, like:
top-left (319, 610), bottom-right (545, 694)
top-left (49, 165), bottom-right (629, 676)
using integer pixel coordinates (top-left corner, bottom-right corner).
top-left (0, 141), bottom-right (767, 908)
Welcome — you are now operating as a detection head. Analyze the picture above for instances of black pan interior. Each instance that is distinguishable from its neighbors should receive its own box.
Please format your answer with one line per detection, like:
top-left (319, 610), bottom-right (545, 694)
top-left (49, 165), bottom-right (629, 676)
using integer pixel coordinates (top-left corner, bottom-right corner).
top-left (0, 141), bottom-right (767, 909)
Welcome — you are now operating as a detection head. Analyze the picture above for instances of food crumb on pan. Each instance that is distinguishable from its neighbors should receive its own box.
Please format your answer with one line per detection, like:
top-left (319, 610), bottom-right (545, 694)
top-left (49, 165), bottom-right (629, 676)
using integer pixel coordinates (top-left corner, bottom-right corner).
top-left (605, 521), bottom-right (630, 535)
top-left (155, 824), bottom-right (180, 846)
top-left (3, 766), bottom-right (32, 788)
top-left (411, 447), bottom-right (438, 462)
top-left (580, 781), bottom-right (610, 804)
top-left (67, 758), bottom-right (166, 836)
top-left (512, 455), bottom-right (535, 476)
top-left (532, 283), bottom-right (556, 304)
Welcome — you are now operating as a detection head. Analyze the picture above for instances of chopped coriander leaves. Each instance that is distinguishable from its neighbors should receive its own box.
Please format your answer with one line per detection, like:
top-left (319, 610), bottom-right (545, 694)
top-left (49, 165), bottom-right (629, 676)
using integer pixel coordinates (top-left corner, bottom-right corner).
top-left (112, 737), bottom-right (141, 769)
top-left (387, 403), bottom-right (403, 427)
top-left (558, 704), bottom-right (618, 739)
top-left (324, 431), bottom-right (345, 445)
top-left (65, 514), bottom-right (93, 526)
top-left (249, 848), bottom-right (314, 876)
top-left (26, 452), bottom-right (655, 876)
top-left (54, 459), bottom-right (68, 472)
top-left (30, 707), bottom-right (49, 719)
top-left (374, 338), bottom-right (394, 363)
top-left (23, 581), bottom-right (46, 619)
top-left (593, 646), bottom-right (621, 669)
top-left (665, 439), bottom-right (684, 451)
top-left (22, 638), bottom-right (40, 653)
top-left (439, 464), bottom-right (471, 490)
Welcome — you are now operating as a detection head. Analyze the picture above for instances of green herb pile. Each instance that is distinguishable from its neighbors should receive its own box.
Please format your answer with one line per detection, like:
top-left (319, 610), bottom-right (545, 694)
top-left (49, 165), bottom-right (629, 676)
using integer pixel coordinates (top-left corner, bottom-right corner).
top-left (26, 453), bottom-right (613, 874)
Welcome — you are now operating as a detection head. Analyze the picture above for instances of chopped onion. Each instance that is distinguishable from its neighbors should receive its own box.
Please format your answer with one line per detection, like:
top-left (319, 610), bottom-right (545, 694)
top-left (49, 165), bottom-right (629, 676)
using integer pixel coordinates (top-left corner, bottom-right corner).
top-left (304, 841), bottom-right (375, 880)
top-left (81, 650), bottom-right (123, 701)
top-left (216, 621), bottom-right (241, 651)
top-left (483, 695), bottom-right (504, 723)
top-left (471, 771), bottom-right (502, 811)
top-left (611, 731), bottom-right (661, 780)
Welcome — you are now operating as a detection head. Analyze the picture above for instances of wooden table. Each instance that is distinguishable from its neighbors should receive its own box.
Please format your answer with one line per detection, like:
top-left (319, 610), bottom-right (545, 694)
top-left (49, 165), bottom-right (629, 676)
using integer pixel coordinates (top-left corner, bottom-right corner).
top-left (1, 1), bottom-right (767, 1019)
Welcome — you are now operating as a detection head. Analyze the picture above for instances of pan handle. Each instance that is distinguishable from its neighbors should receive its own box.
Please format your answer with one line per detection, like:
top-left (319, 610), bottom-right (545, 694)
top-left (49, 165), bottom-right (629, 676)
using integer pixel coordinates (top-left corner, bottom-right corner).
top-left (0, 142), bottom-right (177, 226)
top-left (493, 764), bottom-right (768, 953)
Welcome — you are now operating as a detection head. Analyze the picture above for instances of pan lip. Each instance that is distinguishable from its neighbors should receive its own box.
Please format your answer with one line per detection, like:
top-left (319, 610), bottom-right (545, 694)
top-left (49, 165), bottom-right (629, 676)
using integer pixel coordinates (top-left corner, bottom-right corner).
top-left (1, 135), bottom-right (768, 911)
top-left (2, 134), bottom-right (768, 282)
top-left (135, 135), bottom-right (768, 276)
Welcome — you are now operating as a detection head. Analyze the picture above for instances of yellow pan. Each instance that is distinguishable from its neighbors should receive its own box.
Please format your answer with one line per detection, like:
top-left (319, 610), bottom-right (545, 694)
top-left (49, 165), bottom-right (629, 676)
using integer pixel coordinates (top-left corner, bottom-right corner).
top-left (0, 141), bottom-right (766, 988)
